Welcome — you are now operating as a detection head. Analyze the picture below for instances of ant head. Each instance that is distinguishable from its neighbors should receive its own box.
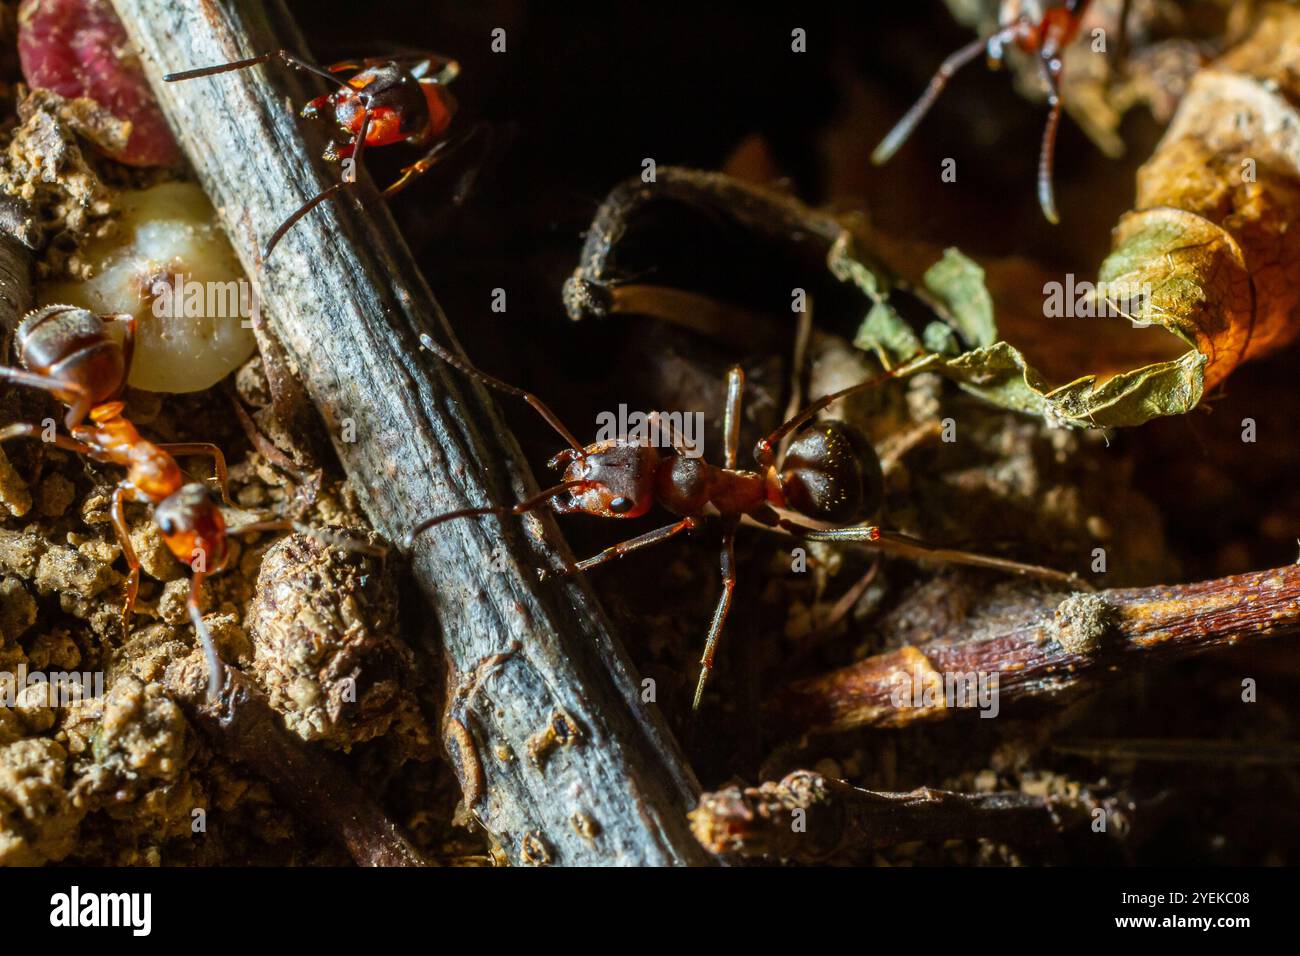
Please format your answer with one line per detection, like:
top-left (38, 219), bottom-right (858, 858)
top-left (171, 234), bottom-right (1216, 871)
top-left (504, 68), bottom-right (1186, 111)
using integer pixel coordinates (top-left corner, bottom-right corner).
top-left (779, 421), bottom-right (884, 524)
top-left (549, 441), bottom-right (660, 519)
top-left (329, 62), bottom-right (437, 147)
top-left (155, 483), bottom-right (228, 571)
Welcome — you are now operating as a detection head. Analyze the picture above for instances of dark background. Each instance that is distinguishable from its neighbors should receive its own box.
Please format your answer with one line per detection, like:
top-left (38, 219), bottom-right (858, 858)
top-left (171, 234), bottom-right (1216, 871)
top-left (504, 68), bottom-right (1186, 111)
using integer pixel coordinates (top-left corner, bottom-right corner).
top-left (283, 0), bottom-right (1300, 864)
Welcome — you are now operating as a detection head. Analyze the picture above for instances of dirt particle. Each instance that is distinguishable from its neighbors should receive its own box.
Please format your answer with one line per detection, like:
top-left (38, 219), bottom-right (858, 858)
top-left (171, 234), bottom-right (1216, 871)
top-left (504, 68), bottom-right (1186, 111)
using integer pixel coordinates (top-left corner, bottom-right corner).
top-left (520, 830), bottom-right (553, 865)
top-left (526, 708), bottom-right (584, 768)
top-left (1051, 593), bottom-right (1119, 655)
top-left (570, 811), bottom-right (601, 842)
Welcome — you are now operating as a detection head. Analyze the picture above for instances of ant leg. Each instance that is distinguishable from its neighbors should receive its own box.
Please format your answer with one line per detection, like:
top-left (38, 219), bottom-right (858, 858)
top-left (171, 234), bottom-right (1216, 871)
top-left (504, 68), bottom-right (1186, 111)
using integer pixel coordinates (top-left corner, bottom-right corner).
top-left (872, 26), bottom-right (1018, 165)
top-left (404, 55), bottom-right (461, 85)
top-left (164, 49), bottom-right (350, 89)
top-left (109, 485), bottom-right (142, 640)
top-left (555, 517), bottom-right (701, 577)
top-left (382, 123), bottom-right (484, 199)
top-left (723, 366), bottom-right (744, 469)
top-left (0, 367), bottom-right (94, 430)
top-left (264, 182), bottom-right (344, 257)
top-left (227, 517), bottom-right (388, 558)
top-left (187, 571), bottom-right (225, 702)
top-left (104, 314), bottom-right (138, 391)
top-left (781, 520), bottom-right (1088, 590)
top-left (406, 480), bottom-right (588, 547)
top-left (264, 109), bottom-right (371, 258)
top-left (0, 422), bottom-right (93, 455)
top-left (779, 305), bottom-right (813, 461)
top-left (693, 518), bottom-right (738, 710)
top-left (1036, 53), bottom-right (1065, 224)
top-left (418, 333), bottom-right (587, 455)
top-left (157, 443), bottom-right (233, 505)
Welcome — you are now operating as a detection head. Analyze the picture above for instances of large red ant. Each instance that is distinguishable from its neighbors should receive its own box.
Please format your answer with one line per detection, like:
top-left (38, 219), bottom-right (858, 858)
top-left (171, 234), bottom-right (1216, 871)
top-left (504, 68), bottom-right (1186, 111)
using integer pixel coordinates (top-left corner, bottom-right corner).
top-left (873, 0), bottom-right (1096, 223)
top-left (164, 50), bottom-right (463, 258)
top-left (407, 335), bottom-right (1083, 710)
top-left (0, 305), bottom-right (380, 699)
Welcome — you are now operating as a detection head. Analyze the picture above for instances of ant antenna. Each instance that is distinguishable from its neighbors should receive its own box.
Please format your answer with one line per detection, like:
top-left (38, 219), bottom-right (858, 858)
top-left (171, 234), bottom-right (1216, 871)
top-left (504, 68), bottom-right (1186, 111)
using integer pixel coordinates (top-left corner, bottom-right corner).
top-left (1036, 55), bottom-right (1064, 224)
top-left (418, 333), bottom-right (587, 456)
top-left (187, 574), bottom-right (225, 701)
top-left (872, 26), bottom-right (1018, 166)
top-left (164, 49), bottom-right (352, 89)
top-left (405, 479), bottom-right (587, 548)
top-left (263, 109), bottom-right (372, 258)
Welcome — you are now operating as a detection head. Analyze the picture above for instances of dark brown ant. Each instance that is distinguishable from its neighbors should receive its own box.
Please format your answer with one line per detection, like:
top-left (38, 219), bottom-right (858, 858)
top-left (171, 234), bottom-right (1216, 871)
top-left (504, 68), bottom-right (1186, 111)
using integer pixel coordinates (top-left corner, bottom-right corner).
top-left (163, 50), bottom-right (463, 258)
top-left (0, 305), bottom-right (380, 699)
top-left (873, 0), bottom-right (1096, 223)
top-left (407, 334), bottom-right (1083, 710)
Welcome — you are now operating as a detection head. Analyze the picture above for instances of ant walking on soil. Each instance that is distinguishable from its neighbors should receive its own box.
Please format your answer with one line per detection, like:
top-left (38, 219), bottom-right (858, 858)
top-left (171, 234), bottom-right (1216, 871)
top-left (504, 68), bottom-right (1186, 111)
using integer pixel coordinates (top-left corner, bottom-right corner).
top-left (873, 0), bottom-right (1097, 223)
top-left (407, 334), bottom-right (1083, 710)
top-left (0, 306), bottom-right (382, 700)
top-left (164, 49), bottom-right (465, 257)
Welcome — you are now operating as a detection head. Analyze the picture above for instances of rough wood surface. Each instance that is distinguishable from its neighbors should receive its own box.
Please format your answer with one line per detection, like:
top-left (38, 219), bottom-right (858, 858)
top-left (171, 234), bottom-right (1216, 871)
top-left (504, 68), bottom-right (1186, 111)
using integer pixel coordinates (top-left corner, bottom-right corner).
top-left (111, 0), bottom-right (706, 865)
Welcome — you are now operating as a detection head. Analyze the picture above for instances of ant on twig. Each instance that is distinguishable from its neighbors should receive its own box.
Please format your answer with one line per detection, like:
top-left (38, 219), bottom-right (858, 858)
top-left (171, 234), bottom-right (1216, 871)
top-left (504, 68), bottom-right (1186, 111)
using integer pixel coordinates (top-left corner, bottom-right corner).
top-left (0, 306), bottom-right (383, 700)
top-left (164, 49), bottom-right (467, 258)
top-left (873, 0), bottom-right (1098, 223)
top-left (407, 334), bottom-right (1084, 711)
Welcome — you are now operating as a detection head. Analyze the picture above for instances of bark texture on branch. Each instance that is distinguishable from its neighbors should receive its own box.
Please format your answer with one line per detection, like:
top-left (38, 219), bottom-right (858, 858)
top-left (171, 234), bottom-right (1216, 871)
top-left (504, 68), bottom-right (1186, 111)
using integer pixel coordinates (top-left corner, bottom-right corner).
top-left (773, 565), bottom-right (1300, 735)
top-left (691, 771), bottom-right (1092, 862)
top-left (111, 0), bottom-right (705, 865)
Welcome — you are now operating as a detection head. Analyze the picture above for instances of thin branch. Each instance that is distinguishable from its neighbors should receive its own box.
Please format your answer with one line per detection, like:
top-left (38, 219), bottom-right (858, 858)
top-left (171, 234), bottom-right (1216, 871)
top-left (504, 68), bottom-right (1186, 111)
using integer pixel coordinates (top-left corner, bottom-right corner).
top-left (690, 771), bottom-right (1092, 862)
top-left (771, 565), bottom-right (1300, 735)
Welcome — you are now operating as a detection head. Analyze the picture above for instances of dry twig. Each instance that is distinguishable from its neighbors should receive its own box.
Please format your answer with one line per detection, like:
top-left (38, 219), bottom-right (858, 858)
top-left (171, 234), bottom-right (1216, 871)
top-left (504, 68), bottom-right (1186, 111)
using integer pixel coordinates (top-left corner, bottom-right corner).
top-left (772, 566), bottom-right (1300, 735)
top-left (690, 770), bottom-right (1092, 862)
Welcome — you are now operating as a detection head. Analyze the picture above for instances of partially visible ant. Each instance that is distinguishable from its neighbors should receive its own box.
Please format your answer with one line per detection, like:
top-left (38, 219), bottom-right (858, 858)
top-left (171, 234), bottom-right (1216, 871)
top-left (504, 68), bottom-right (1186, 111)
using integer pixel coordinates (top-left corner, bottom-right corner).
top-left (873, 0), bottom-right (1098, 223)
top-left (164, 50), bottom-right (464, 258)
top-left (407, 334), bottom-right (1084, 710)
top-left (0, 305), bottom-right (382, 699)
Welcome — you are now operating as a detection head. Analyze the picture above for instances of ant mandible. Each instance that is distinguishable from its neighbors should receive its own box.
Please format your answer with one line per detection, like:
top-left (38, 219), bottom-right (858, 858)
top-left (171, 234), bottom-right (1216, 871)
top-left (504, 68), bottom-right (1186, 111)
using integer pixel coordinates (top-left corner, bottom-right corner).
top-left (164, 50), bottom-right (463, 258)
top-left (407, 335), bottom-right (1083, 710)
top-left (0, 306), bottom-right (374, 699)
top-left (873, 0), bottom-right (1096, 223)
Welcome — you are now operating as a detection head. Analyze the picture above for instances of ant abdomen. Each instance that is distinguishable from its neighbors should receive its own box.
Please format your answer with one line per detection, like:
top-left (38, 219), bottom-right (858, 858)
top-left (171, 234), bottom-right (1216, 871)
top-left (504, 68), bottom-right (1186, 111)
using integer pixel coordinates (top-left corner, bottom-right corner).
top-left (779, 421), bottom-right (884, 524)
top-left (17, 305), bottom-right (125, 406)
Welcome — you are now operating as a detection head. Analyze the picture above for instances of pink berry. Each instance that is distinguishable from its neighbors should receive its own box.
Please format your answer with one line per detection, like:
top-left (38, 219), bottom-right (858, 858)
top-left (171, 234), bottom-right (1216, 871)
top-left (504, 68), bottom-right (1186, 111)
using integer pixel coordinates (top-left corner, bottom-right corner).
top-left (17, 0), bottom-right (180, 167)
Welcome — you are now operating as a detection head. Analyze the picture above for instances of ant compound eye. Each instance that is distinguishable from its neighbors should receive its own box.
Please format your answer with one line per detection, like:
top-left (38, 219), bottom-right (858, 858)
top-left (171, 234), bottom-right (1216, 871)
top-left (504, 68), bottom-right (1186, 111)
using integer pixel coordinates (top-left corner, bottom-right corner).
top-left (608, 496), bottom-right (634, 514)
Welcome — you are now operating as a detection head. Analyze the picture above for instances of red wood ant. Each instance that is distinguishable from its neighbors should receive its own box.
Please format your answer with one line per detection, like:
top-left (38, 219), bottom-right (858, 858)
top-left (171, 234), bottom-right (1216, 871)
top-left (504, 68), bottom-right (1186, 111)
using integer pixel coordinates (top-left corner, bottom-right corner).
top-left (163, 50), bottom-right (463, 258)
top-left (407, 335), bottom-right (1083, 710)
top-left (0, 305), bottom-right (378, 699)
top-left (873, 0), bottom-right (1096, 223)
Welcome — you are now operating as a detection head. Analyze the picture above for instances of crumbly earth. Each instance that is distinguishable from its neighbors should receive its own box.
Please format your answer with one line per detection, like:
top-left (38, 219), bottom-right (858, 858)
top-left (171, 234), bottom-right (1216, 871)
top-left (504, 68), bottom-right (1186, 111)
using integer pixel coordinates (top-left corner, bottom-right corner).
top-left (0, 372), bottom-right (445, 864)
top-left (0, 87), bottom-right (446, 865)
